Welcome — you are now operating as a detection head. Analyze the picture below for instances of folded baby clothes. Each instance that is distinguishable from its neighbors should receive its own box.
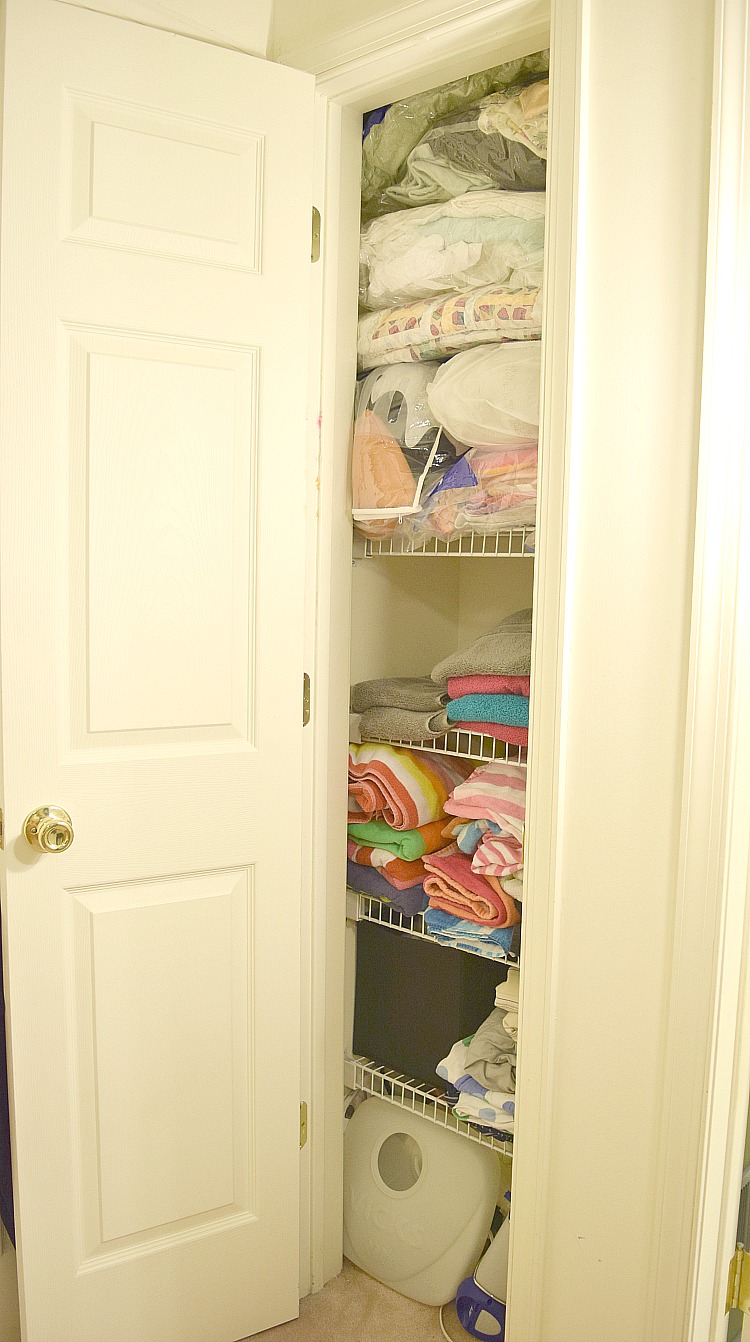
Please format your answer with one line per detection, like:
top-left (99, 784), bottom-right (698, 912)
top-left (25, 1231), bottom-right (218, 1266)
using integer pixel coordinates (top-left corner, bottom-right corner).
top-left (472, 831), bottom-right (524, 878)
top-left (351, 677), bottom-right (449, 714)
top-left (442, 816), bottom-right (502, 851)
top-left (357, 285), bottom-right (542, 372)
top-left (448, 674), bottom-right (530, 697)
top-left (431, 609), bottom-right (532, 682)
top-left (346, 860), bottom-right (429, 916)
top-left (463, 1007), bottom-right (518, 1093)
top-left (436, 1036), bottom-right (515, 1134)
top-left (348, 742), bottom-right (473, 829)
top-left (347, 817), bottom-right (448, 862)
top-left (347, 838), bottom-right (426, 887)
top-left (358, 704), bottom-right (450, 741)
top-left (447, 693), bottom-right (530, 727)
top-left (423, 845), bottom-right (521, 927)
top-left (487, 872), bottom-right (524, 904)
top-left (444, 758), bottom-right (526, 840)
top-left (424, 907), bottom-right (521, 960)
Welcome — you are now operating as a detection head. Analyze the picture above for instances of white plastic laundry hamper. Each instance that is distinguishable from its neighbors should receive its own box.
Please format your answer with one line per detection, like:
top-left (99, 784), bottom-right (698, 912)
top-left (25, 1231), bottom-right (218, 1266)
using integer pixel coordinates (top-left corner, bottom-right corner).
top-left (343, 1097), bottom-right (501, 1306)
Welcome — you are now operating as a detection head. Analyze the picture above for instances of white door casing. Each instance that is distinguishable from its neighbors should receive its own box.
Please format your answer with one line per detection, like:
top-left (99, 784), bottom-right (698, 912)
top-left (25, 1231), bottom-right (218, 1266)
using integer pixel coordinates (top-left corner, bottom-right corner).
top-left (0, 4), bottom-right (313, 1340)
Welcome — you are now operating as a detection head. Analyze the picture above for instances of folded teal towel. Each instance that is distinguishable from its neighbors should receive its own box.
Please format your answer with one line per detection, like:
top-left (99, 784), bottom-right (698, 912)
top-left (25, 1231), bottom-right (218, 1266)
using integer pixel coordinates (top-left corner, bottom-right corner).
top-left (447, 693), bottom-right (530, 727)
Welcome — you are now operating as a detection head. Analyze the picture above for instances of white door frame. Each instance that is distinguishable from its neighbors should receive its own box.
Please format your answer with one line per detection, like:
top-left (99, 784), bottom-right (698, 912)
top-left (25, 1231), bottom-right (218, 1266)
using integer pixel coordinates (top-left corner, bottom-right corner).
top-left (302, 2), bottom-right (750, 1338)
top-left (301, 8), bottom-right (573, 1336)
top-left (646, 1), bottom-right (750, 1338)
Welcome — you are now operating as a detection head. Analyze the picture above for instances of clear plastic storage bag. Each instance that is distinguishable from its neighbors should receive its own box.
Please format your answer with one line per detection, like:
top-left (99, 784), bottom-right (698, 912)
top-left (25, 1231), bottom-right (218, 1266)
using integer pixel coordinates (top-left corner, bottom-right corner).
top-left (383, 90), bottom-right (547, 213)
top-left (409, 442), bottom-right (538, 544)
top-left (359, 190), bottom-right (545, 311)
top-left (357, 285), bottom-right (542, 372)
top-left (426, 343), bottom-right (541, 446)
top-left (351, 365), bottom-right (466, 538)
top-left (361, 53), bottom-right (549, 221)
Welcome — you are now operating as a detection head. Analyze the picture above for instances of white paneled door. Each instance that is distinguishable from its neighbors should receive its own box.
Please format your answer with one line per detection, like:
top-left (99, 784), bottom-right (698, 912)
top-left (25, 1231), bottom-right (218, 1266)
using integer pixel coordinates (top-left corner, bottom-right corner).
top-left (0, 3), bottom-right (314, 1338)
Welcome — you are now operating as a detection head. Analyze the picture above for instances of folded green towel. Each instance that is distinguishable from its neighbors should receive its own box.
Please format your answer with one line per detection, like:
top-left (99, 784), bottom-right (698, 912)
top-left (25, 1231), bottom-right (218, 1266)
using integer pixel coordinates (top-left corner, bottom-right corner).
top-left (347, 819), bottom-right (427, 861)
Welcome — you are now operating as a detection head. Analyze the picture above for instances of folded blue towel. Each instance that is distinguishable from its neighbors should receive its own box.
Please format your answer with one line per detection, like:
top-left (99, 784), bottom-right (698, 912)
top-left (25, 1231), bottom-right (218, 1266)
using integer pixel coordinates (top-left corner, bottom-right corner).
top-left (424, 907), bottom-right (520, 961)
top-left (447, 692), bottom-right (529, 727)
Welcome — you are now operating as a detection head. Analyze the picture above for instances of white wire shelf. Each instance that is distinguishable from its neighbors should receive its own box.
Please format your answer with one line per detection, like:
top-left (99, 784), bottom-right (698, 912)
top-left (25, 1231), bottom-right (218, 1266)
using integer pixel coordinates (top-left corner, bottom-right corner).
top-left (345, 1053), bottom-right (513, 1156)
top-left (351, 890), bottom-right (521, 965)
top-left (364, 730), bottom-right (527, 765)
top-left (361, 528), bottom-right (534, 558)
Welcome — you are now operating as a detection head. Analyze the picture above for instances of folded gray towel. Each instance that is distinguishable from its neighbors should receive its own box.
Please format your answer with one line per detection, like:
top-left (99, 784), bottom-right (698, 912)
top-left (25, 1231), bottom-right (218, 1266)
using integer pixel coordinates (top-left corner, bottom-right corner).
top-left (359, 704), bottom-right (451, 742)
top-left (351, 676), bottom-right (449, 713)
top-left (431, 608), bottom-right (532, 682)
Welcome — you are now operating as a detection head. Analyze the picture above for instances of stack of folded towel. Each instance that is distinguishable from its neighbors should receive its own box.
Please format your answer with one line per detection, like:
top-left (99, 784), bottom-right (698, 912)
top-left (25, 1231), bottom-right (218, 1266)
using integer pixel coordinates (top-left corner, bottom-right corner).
top-left (436, 971), bottom-right (519, 1136)
top-left (422, 757), bottom-right (526, 955)
top-left (347, 742), bottom-right (472, 915)
top-left (350, 677), bottom-right (450, 742)
top-left (431, 608), bottom-right (531, 745)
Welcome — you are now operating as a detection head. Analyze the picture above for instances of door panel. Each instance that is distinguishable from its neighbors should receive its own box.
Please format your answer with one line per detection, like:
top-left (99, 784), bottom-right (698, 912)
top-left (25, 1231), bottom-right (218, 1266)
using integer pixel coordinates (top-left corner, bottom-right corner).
top-left (0, 3), bottom-right (314, 1338)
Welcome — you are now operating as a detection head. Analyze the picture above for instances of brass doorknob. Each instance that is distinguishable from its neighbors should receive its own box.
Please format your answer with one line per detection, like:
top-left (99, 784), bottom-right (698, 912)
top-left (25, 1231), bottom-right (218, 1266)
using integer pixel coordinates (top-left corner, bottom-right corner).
top-left (23, 806), bottom-right (74, 854)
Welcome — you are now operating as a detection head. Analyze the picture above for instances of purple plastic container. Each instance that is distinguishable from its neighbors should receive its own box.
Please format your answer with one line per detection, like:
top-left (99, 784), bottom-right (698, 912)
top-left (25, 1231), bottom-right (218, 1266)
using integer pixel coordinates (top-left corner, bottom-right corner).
top-left (454, 1275), bottom-right (507, 1341)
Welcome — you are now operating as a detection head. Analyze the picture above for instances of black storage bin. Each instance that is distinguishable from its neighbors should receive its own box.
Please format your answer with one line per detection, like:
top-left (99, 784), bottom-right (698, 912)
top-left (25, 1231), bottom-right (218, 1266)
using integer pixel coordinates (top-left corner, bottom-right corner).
top-left (353, 920), bottom-right (506, 1089)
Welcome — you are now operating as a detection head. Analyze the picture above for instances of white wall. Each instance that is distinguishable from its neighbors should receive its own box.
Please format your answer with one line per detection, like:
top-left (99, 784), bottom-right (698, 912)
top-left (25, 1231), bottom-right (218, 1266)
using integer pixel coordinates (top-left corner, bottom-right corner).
top-left (272, 0), bottom-right (421, 66)
top-left (56, 0), bottom-right (272, 55)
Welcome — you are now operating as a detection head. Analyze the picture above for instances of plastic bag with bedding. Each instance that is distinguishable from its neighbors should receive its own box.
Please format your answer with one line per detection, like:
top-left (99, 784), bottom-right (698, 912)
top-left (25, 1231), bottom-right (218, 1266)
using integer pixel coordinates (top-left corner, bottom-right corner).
top-left (351, 364), bottom-right (466, 538)
top-left (383, 86), bottom-right (547, 212)
top-left (358, 284), bottom-right (542, 372)
top-left (359, 190), bottom-right (545, 310)
top-left (361, 51), bottom-right (549, 220)
top-left (409, 442), bottom-right (538, 543)
top-left (427, 343), bottom-right (541, 446)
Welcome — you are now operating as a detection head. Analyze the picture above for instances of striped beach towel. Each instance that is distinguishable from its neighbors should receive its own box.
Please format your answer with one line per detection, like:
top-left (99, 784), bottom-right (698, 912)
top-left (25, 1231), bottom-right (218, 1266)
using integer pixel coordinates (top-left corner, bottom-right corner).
top-left (443, 759), bottom-right (526, 840)
top-left (348, 742), bottom-right (472, 831)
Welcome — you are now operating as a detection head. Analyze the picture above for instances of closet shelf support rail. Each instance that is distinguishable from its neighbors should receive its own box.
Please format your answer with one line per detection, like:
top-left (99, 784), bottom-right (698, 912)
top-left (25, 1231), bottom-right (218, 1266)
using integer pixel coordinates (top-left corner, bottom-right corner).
top-left (351, 890), bottom-right (521, 965)
top-left (360, 730), bottom-right (527, 765)
top-left (359, 528), bottom-right (535, 558)
top-left (345, 1053), bottom-right (514, 1157)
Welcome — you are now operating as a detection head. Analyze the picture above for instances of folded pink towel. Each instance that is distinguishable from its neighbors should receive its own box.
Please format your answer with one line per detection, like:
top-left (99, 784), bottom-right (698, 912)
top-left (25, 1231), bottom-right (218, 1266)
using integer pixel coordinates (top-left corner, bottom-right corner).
top-left (450, 721), bottom-right (528, 746)
top-left (423, 845), bottom-right (521, 927)
top-left (448, 674), bottom-right (530, 697)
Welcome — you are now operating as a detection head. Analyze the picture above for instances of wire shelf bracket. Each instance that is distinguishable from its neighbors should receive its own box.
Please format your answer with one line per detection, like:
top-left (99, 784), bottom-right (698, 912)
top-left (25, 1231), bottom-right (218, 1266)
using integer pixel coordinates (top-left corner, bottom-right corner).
top-left (351, 890), bottom-right (520, 966)
top-left (345, 1053), bottom-right (514, 1156)
top-left (360, 528), bottom-right (535, 558)
top-left (361, 730), bottom-right (527, 765)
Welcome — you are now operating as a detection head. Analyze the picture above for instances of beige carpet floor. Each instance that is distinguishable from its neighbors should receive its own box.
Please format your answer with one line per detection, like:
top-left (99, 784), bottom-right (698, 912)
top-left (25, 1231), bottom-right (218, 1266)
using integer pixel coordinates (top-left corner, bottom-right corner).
top-left (251, 1258), bottom-right (476, 1342)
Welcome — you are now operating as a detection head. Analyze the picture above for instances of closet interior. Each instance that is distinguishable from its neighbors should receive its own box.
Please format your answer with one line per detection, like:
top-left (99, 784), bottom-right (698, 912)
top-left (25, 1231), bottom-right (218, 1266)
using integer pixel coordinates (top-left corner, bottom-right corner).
top-left (341, 49), bottom-right (549, 1328)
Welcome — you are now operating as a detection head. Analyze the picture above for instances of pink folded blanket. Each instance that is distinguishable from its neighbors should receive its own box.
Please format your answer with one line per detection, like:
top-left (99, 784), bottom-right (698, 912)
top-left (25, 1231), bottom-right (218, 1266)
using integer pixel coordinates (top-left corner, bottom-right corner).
top-left (451, 721), bottom-right (528, 746)
top-left (423, 845), bottom-right (521, 927)
top-left (448, 674), bottom-right (530, 698)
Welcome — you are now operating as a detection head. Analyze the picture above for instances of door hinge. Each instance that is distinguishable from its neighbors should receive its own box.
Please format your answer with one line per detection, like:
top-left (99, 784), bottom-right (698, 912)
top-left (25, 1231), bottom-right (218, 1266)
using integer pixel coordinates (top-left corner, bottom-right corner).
top-left (300, 1101), bottom-right (308, 1149)
top-left (303, 672), bottom-right (311, 726)
top-left (727, 1245), bottom-right (750, 1314)
top-left (311, 207), bottom-right (321, 263)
